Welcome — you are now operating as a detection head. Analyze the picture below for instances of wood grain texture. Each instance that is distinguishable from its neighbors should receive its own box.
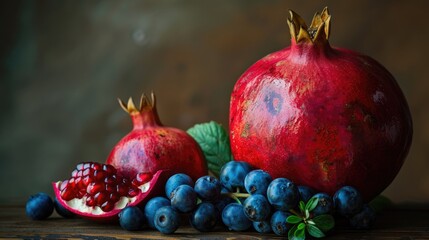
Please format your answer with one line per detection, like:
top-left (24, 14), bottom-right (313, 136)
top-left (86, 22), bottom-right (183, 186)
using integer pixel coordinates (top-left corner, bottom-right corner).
top-left (1, 206), bottom-right (429, 239)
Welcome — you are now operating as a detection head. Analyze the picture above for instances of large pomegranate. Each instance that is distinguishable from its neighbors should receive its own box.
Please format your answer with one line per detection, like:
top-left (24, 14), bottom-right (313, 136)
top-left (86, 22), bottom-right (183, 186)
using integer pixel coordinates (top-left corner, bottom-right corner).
top-left (53, 92), bottom-right (207, 220)
top-left (229, 8), bottom-right (412, 201)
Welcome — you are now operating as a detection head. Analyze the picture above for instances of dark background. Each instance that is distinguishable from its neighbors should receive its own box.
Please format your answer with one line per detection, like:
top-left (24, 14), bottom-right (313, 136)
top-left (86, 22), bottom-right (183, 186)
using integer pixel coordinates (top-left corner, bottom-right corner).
top-left (1, 0), bottom-right (428, 204)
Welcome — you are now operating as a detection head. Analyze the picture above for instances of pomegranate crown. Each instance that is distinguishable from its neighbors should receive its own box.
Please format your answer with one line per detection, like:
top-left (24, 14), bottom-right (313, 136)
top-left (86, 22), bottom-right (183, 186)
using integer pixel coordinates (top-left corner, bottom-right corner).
top-left (118, 92), bottom-right (157, 115)
top-left (287, 7), bottom-right (331, 44)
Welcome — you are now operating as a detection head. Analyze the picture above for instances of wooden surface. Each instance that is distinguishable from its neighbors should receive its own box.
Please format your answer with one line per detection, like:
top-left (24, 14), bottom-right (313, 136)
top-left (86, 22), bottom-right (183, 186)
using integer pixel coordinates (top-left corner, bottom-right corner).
top-left (1, 206), bottom-right (429, 239)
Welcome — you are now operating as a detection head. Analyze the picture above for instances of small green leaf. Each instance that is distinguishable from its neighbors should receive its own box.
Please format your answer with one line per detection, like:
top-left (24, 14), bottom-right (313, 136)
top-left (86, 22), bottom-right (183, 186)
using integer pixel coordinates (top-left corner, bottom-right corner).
top-left (305, 197), bottom-right (319, 212)
top-left (307, 224), bottom-right (325, 238)
top-left (312, 214), bottom-right (335, 232)
top-left (187, 121), bottom-right (232, 177)
top-left (299, 201), bottom-right (306, 212)
top-left (288, 224), bottom-right (298, 240)
top-left (287, 215), bottom-right (303, 224)
top-left (305, 209), bottom-right (310, 219)
top-left (294, 223), bottom-right (306, 240)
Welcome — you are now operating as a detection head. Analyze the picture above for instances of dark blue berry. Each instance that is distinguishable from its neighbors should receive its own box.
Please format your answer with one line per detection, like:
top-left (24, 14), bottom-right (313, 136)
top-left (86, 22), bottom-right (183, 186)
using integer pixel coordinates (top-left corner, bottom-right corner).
top-left (170, 184), bottom-right (197, 213)
top-left (54, 197), bottom-right (74, 218)
top-left (333, 186), bottom-right (363, 217)
top-left (26, 193), bottom-right (54, 220)
top-left (349, 205), bottom-right (376, 229)
top-left (270, 210), bottom-right (292, 236)
top-left (244, 169), bottom-right (272, 195)
top-left (119, 206), bottom-right (145, 231)
top-left (253, 220), bottom-right (272, 233)
top-left (298, 185), bottom-right (316, 203)
top-left (154, 206), bottom-right (180, 234)
top-left (222, 203), bottom-right (252, 231)
top-left (243, 194), bottom-right (271, 221)
top-left (194, 175), bottom-right (221, 201)
top-left (267, 178), bottom-right (299, 211)
top-left (189, 202), bottom-right (218, 232)
top-left (165, 173), bottom-right (193, 198)
top-left (312, 193), bottom-right (334, 216)
top-left (219, 161), bottom-right (252, 191)
top-left (144, 197), bottom-right (170, 229)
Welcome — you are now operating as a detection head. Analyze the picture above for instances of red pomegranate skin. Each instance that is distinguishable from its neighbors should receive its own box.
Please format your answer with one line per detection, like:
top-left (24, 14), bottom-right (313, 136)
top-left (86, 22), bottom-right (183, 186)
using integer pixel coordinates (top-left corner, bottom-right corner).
top-left (229, 9), bottom-right (412, 201)
top-left (106, 93), bottom-right (207, 181)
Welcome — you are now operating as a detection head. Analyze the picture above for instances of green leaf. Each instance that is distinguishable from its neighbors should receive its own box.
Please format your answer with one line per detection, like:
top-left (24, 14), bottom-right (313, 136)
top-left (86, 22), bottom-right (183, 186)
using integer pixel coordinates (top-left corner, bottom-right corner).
top-left (305, 197), bottom-right (319, 212)
top-left (294, 223), bottom-right (306, 240)
top-left (312, 214), bottom-right (335, 232)
top-left (287, 215), bottom-right (303, 224)
top-left (187, 121), bottom-right (232, 177)
top-left (307, 224), bottom-right (325, 238)
top-left (288, 224), bottom-right (298, 240)
top-left (299, 201), bottom-right (306, 212)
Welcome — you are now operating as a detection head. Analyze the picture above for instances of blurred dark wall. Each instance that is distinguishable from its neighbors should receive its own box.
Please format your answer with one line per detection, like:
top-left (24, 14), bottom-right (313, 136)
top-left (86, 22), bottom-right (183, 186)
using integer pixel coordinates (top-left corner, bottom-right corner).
top-left (1, 0), bottom-right (428, 204)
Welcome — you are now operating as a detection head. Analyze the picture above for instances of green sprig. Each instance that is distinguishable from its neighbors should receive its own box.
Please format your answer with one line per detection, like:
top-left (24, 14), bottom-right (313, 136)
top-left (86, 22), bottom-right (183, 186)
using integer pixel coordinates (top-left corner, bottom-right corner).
top-left (286, 196), bottom-right (335, 240)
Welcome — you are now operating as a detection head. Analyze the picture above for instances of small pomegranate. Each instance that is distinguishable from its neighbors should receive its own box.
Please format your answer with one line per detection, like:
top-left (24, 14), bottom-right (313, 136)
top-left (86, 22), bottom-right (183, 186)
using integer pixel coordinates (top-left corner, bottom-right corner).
top-left (53, 162), bottom-right (170, 220)
top-left (106, 92), bottom-right (207, 181)
top-left (229, 8), bottom-right (412, 201)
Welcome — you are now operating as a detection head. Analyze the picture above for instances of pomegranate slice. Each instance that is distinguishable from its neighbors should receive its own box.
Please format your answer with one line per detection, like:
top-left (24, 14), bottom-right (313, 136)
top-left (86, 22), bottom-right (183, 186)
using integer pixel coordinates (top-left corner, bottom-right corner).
top-left (53, 162), bottom-right (170, 221)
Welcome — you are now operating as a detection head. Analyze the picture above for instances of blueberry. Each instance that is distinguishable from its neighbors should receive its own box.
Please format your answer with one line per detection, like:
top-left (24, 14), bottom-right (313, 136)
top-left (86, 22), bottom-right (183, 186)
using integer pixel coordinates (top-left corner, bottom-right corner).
top-left (298, 185), bottom-right (316, 203)
top-left (253, 220), bottom-right (272, 233)
top-left (26, 192), bottom-right (54, 220)
top-left (221, 203), bottom-right (252, 231)
top-left (170, 185), bottom-right (197, 213)
top-left (54, 197), bottom-right (74, 218)
top-left (144, 197), bottom-right (170, 229)
top-left (189, 202), bottom-right (218, 232)
top-left (244, 169), bottom-right (272, 195)
top-left (165, 173), bottom-right (194, 198)
top-left (219, 161), bottom-right (252, 191)
top-left (243, 194), bottom-right (271, 221)
top-left (267, 178), bottom-right (299, 211)
top-left (119, 206), bottom-right (145, 231)
top-left (215, 195), bottom-right (235, 216)
top-left (154, 206), bottom-right (180, 234)
top-left (194, 175), bottom-right (221, 201)
top-left (270, 210), bottom-right (292, 236)
top-left (349, 205), bottom-right (376, 229)
top-left (312, 193), bottom-right (334, 216)
top-left (333, 186), bottom-right (363, 217)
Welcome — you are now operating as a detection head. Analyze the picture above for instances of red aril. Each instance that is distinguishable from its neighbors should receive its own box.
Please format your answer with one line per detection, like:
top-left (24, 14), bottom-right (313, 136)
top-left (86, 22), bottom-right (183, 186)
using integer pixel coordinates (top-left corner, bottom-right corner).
top-left (229, 8), bottom-right (412, 201)
top-left (53, 162), bottom-right (170, 220)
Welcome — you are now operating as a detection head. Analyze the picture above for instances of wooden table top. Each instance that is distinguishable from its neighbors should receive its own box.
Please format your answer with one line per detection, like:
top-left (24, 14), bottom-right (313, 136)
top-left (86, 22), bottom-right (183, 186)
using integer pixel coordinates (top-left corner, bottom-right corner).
top-left (1, 205), bottom-right (428, 239)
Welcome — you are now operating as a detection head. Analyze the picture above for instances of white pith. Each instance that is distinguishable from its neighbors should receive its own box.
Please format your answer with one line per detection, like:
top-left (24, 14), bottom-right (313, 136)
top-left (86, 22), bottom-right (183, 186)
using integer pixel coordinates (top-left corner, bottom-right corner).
top-left (56, 181), bottom-right (151, 215)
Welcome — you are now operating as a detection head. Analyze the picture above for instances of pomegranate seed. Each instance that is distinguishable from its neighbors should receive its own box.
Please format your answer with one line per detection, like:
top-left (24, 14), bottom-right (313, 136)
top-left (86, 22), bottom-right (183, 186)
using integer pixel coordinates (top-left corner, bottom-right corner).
top-left (104, 176), bottom-right (116, 184)
top-left (116, 184), bottom-right (128, 196)
top-left (128, 187), bottom-right (140, 197)
top-left (87, 182), bottom-right (105, 195)
top-left (94, 192), bottom-right (108, 205)
top-left (109, 193), bottom-right (120, 203)
top-left (77, 170), bottom-right (83, 177)
top-left (61, 188), bottom-right (75, 201)
top-left (76, 163), bottom-right (85, 170)
top-left (83, 168), bottom-right (94, 177)
top-left (101, 201), bottom-right (114, 212)
top-left (131, 179), bottom-right (140, 186)
top-left (82, 176), bottom-right (91, 185)
top-left (122, 178), bottom-right (130, 185)
top-left (103, 164), bottom-right (116, 175)
top-left (136, 172), bottom-right (153, 184)
top-left (71, 169), bottom-right (78, 178)
top-left (93, 170), bottom-right (107, 182)
top-left (60, 180), bottom-right (69, 191)
top-left (91, 163), bottom-right (102, 171)
top-left (83, 162), bottom-right (91, 169)
top-left (105, 184), bottom-right (116, 193)
top-left (86, 196), bottom-right (96, 207)
top-left (68, 178), bottom-right (76, 188)
top-left (76, 189), bottom-right (86, 199)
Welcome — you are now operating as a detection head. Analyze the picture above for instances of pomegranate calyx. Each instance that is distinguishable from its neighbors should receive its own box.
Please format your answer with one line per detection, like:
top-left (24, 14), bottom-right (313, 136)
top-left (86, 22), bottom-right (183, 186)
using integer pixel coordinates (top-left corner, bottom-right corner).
top-left (118, 92), bottom-right (162, 129)
top-left (287, 7), bottom-right (331, 44)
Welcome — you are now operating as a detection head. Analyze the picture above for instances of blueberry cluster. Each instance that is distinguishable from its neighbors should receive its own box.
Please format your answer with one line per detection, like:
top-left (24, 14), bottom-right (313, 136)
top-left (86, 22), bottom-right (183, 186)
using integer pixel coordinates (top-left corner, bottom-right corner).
top-left (119, 161), bottom-right (376, 235)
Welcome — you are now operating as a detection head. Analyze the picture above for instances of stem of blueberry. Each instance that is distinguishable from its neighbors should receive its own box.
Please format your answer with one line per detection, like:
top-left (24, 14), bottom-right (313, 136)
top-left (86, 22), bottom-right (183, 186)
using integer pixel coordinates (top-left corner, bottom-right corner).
top-left (222, 191), bottom-right (250, 204)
